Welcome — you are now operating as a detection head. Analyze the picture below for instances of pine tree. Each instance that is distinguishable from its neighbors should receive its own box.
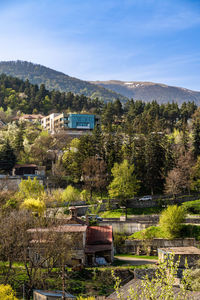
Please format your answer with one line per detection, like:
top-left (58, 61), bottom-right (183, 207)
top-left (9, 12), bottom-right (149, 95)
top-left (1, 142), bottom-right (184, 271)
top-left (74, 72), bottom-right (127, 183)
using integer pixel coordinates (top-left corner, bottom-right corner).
top-left (193, 120), bottom-right (200, 158)
top-left (0, 140), bottom-right (16, 174)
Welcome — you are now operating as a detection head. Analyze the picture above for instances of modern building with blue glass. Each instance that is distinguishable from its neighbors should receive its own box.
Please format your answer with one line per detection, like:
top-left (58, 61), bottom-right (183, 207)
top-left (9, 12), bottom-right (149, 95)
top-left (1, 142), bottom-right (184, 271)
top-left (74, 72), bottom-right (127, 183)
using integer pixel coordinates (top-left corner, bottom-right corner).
top-left (41, 113), bottom-right (100, 133)
top-left (68, 114), bottom-right (95, 129)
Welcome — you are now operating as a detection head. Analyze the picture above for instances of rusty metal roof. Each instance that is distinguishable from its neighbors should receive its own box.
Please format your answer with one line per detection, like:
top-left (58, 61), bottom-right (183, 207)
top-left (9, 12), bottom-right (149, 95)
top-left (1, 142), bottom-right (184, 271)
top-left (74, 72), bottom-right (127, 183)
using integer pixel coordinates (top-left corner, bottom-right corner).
top-left (86, 226), bottom-right (113, 245)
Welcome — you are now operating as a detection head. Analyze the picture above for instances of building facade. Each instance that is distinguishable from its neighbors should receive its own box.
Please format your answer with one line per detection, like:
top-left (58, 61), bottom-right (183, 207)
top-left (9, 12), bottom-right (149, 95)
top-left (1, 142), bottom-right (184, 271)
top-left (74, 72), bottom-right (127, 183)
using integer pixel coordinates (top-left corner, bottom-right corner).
top-left (41, 113), bottom-right (100, 133)
top-left (28, 208), bottom-right (113, 267)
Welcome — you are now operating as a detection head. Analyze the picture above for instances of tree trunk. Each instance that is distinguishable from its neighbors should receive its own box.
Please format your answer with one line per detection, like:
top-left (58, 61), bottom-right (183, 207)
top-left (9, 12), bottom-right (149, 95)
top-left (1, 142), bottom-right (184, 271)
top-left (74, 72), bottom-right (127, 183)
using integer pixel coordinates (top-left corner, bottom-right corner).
top-left (62, 265), bottom-right (65, 300)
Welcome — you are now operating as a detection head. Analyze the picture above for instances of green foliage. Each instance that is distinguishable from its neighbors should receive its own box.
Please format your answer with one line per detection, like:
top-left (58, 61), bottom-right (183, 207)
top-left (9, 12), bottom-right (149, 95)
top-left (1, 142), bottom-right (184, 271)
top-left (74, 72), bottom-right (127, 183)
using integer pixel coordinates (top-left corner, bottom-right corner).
top-left (0, 284), bottom-right (18, 300)
top-left (0, 73), bottom-right (103, 114)
top-left (190, 156), bottom-right (200, 192)
top-left (193, 119), bottom-right (200, 158)
top-left (182, 199), bottom-right (200, 214)
top-left (0, 61), bottom-right (126, 105)
top-left (108, 160), bottom-right (139, 200)
top-left (159, 205), bottom-right (186, 239)
top-left (20, 198), bottom-right (46, 216)
top-left (113, 233), bottom-right (126, 252)
top-left (62, 185), bottom-right (80, 203)
top-left (77, 297), bottom-right (95, 300)
top-left (100, 207), bottom-right (164, 218)
top-left (112, 253), bottom-right (191, 299)
top-left (62, 140), bottom-right (82, 183)
top-left (18, 177), bottom-right (44, 199)
top-left (0, 140), bottom-right (16, 174)
top-left (180, 224), bottom-right (200, 240)
top-left (130, 226), bottom-right (165, 240)
top-left (80, 189), bottom-right (90, 202)
top-left (3, 198), bottom-right (18, 211)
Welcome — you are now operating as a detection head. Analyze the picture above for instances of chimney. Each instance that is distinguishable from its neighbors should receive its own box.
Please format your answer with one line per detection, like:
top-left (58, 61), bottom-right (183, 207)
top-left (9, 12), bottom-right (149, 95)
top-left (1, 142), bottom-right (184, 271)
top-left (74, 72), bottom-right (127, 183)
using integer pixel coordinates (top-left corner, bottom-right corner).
top-left (86, 215), bottom-right (89, 226)
top-left (69, 206), bottom-right (77, 218)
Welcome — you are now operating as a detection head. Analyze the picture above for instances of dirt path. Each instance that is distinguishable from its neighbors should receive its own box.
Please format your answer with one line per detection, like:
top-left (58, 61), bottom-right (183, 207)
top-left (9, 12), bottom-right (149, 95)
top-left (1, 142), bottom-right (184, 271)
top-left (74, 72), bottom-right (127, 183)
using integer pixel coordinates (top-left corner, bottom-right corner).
top-left (114, 256), bottom-right (157, 266)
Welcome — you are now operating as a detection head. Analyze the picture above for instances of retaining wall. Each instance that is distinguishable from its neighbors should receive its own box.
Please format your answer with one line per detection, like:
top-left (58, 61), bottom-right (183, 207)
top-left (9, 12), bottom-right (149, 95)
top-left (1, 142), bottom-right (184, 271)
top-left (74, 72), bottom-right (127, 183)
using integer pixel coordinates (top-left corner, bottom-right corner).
top-left (120, 238), bottom-right (198, 255)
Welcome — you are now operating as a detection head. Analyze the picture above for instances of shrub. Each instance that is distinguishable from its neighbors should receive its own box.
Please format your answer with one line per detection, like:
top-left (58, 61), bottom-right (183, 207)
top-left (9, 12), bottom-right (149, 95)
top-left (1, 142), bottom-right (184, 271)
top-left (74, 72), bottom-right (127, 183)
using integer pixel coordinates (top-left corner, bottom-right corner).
top-left (113, 233), bottom-right (126, 253)
top-left (62, 185), bottom-right (80, 203)
top-left (159, 205), bottom-right (186, 239)
top-left (0, 284), bottom-right (18, 300)
top-left (20, 198), bottom-right (46, 216)
top-left (182, 199), bottom-right (200, 214)
top-left (130, 226), bottom-right (165, 240)
top-left (18, 177), bottom-right (44, 199)
top-left (80, 189), bottom-right (90, 202)
top-left (3, 198), bottom-right (18, 210)
top-left (180, 224), bottom-right (200, 240)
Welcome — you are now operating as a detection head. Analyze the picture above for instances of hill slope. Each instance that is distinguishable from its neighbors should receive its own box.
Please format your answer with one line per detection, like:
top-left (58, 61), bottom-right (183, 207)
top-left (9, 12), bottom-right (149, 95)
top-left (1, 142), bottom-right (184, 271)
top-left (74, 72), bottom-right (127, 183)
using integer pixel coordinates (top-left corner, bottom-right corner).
top-left (0, 61), bottom-right (127, 103)
top-left (91, 80), bottom-right (200, 105)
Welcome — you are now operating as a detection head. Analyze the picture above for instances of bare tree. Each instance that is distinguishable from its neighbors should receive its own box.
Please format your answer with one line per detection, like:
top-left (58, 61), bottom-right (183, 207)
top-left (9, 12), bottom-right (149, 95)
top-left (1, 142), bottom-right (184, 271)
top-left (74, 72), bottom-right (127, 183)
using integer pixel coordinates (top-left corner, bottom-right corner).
top-left (164, 169), bottom-right (182, 198)
top-left (82, 156), bottom-right (107, 199)
top-left (165, 152), bottom-right (194, 196)
top-left (0, 210), bottom-right (79, 299)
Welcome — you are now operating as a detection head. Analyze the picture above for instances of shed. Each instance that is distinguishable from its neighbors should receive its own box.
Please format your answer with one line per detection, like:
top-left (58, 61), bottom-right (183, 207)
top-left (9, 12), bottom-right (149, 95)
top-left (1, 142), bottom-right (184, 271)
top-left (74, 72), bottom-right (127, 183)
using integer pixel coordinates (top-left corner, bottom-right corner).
top-left (158, 246), bottom-right (200, 268)
top-left (33, 289), bottom-right (75, 300)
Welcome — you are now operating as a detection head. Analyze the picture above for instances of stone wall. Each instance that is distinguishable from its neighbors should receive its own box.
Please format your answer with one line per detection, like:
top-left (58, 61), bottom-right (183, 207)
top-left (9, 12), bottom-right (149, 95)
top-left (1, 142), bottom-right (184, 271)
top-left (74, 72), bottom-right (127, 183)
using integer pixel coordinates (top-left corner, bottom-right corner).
top-left (120, 238), bottom-right (198, 255)
top-left (100, 220), bottom-right (149, 235)
top-left (127, 194), bottom-right (200, 208)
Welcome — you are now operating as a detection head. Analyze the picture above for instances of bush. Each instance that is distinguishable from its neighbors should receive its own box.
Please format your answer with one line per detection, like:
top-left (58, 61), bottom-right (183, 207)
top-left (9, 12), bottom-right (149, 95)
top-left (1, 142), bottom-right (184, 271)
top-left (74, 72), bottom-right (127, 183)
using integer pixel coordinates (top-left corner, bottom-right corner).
top-left (20, 198), bottom-right (46, 216)
top-left (159, 205), bottom-right (186, 239)
top-left (62, 185), bottom-right (80, 203)
top-left (180, 224), bottom-right (200, 240)
top-left (113, 233), bottom-right (126, 253)
top-left (130, 226), bottom-right (165, 240)
top-left (0, 284), bottom-right (18, 300)
top-left (18, 177), bottom-right (44, 199)
top-left (182, 199), bottom-right (200, 214)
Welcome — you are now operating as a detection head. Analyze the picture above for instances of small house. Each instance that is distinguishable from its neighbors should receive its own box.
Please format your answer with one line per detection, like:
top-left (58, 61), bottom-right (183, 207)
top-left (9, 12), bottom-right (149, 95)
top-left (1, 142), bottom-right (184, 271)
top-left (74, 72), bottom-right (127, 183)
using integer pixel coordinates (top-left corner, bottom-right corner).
top-left (158, 246), bottom-right (200, 268)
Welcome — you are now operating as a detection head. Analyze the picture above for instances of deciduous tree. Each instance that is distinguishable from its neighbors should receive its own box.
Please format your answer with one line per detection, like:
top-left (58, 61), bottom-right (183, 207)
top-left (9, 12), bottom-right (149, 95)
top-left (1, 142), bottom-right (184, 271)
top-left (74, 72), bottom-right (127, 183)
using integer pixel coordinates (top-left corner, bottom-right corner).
top-left (159, 205), bottom-right (186, 239)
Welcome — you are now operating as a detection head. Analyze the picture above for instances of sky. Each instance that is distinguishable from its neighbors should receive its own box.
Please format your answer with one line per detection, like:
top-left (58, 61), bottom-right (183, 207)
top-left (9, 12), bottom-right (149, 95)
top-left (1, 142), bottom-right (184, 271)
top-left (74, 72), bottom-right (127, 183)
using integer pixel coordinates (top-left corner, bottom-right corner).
top-left (0, 0), bottom-right (200, 90)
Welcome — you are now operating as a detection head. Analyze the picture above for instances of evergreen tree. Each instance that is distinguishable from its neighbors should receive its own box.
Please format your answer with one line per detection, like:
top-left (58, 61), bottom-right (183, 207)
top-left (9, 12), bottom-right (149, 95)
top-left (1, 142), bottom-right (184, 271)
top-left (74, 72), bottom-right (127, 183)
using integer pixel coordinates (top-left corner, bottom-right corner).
top-left (193, 120), bottom-right (200, 158)
top-left (0, 140), bottom-right (16, 174)
top-left (145, 132), bottom-right (166, 194)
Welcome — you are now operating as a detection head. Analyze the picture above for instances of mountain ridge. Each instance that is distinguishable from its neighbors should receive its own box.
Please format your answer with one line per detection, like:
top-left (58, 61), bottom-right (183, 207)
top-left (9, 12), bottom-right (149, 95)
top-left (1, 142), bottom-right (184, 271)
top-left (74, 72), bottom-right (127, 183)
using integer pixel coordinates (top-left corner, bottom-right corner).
top-left (0, 60), bottom-right (127, 103)
top-left (90, 80), bottom-right (200, 105)
top-left (0, 60), bottom-right (200, 105)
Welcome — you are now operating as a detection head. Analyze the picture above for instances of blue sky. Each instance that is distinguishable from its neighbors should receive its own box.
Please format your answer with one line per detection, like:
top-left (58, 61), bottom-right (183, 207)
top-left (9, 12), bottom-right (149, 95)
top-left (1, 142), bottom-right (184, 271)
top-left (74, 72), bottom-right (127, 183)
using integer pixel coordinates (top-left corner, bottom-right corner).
top-left (0, 0), bottom-right (200, 90)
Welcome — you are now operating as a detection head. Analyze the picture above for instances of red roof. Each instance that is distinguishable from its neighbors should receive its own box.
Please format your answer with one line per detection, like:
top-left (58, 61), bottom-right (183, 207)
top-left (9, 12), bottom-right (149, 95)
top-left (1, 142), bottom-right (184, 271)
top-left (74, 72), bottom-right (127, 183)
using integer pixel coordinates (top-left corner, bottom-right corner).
top-left (86, 226), bottom-right (113, 245)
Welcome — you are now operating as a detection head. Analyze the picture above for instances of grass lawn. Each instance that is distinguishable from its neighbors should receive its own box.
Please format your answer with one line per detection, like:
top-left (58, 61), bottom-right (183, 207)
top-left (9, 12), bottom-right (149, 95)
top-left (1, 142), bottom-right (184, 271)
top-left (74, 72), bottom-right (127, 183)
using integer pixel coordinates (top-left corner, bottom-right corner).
top-left (115, 254), bottom-right (158, 260)
top-left (100, 207), bottom-right (163, 218)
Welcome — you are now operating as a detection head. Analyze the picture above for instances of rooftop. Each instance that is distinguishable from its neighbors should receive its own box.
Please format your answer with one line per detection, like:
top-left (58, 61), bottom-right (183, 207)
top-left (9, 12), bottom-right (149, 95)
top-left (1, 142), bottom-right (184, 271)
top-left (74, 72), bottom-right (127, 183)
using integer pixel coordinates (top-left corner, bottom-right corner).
top-left (159, 247), bottom-right (200, 255)
top-left (14, 164), bottom-right (37, 168)
top-left (28, 225), bottom-right (87, 233)
top-left (86, 226), bottom-right (113, 245)
top-left (34, 289), bottom-right (75, 298)
top-left (107, 278), bottom-right (200, 299)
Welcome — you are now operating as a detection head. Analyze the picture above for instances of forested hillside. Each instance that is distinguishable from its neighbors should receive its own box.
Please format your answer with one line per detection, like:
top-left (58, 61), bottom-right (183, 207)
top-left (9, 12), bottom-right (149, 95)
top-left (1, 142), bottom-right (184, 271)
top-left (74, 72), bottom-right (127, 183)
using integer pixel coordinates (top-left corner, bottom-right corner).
top-left (0, 74), bottom-right (102, 114)
top-left (0, 72), bottom-right (200, 196)
top-left (0, 61), bottom-right (127, 103)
